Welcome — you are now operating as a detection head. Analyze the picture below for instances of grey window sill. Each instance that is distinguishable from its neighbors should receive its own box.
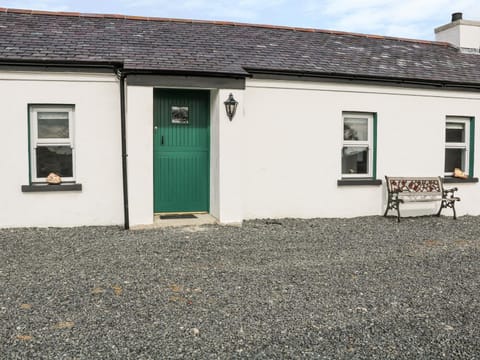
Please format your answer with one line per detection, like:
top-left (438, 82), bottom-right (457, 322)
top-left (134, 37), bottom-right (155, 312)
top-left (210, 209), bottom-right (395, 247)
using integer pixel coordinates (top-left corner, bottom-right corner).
top-left (337, 179), bottom-right (382, 186)
top-left (442, 177), bottom-right (479, 184)
top-left (21, 183), bottom-right (82, 192)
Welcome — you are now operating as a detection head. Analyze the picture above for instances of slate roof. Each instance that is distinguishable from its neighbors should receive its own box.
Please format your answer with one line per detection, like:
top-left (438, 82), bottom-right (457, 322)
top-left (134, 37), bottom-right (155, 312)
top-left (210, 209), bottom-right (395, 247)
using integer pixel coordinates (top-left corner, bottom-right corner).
top-left (1, 8), bottom-right (480, 86)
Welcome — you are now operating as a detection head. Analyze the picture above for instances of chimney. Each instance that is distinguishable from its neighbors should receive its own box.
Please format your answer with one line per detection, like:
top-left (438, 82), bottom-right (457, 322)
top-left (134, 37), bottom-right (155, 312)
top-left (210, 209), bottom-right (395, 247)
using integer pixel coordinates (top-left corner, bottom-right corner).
top-left (435, 12), bottom-right (480, 54)
top-left (451, 12), bottom-right (463, 22)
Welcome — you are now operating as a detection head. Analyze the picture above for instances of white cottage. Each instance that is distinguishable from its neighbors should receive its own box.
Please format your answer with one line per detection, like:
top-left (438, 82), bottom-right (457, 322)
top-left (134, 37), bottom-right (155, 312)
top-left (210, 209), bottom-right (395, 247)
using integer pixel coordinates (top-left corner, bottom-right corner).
top-left (1, 9), bottom-right (480, 228)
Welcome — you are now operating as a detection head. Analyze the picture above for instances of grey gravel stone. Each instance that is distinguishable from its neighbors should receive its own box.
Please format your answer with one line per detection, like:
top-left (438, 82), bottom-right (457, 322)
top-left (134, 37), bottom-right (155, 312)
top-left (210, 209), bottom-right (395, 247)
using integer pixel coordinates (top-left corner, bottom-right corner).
top-left (0, 216), bottom-right (479, 359)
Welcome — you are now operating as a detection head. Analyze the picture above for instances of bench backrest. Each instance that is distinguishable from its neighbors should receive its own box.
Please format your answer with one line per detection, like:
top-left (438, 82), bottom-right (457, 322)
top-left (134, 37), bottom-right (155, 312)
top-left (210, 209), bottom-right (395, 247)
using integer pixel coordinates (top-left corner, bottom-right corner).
top-left (385, 176), bottom-right (444, 196)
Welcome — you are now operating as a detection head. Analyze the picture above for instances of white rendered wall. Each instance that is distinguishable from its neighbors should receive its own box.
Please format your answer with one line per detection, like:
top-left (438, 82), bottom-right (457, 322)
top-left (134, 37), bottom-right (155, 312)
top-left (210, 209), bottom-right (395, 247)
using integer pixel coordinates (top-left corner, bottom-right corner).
top-left (125, 79), bottom-right (480, 224)
top-left (458, 23), bottom-right (480, 49)
top-left (435, 21), bottom-right (480, 49)
top-left (241, 78), bottom-right (480, 219)
top-left (125, 85), bottom-right (154, 227)
top-left (126, 86), bottom-right (245, 226)
top-left (0, 71), bottom-right (123, 227)
top-left (213, 89), bottom-right (245, 224)
top-left (435, 25), bottom-right (461, 46)
top-left (209, 90), bottom-right (220, 220)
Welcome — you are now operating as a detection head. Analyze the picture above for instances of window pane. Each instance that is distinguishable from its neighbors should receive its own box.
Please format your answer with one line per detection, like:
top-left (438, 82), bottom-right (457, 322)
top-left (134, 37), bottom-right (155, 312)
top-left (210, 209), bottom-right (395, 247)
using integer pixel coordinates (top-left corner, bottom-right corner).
top-left (171, 106), bottom-right (189, 124)
top-left (344, 117), bottom-right (368, 141)
top-left (36, 146), bottom-right (73, 178)
top-left (444, 148), bottom-right (465, 173)
top-left (446, 122), bottom-right (465, 143)
top-left (342, 146), bottom-right (368, 174)
top-left (37, 112), bottom-right (69, 138)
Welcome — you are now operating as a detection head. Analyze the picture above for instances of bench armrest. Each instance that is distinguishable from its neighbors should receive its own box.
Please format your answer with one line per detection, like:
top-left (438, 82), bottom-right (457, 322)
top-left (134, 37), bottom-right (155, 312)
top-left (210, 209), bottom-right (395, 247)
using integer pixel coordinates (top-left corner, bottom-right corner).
top-left (389, 190), bottom-right (405, 204)
top-left (443, 187), bottom-right (459, 200)
top-left (444, 187), bottom-right (458, 194)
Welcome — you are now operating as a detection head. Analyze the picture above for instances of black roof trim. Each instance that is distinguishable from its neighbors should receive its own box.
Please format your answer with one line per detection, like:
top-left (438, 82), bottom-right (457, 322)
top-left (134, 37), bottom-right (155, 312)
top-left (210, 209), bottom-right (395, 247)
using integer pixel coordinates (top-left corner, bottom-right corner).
top-left (0, 58), bottom-right (123, 72)
top-left (122, 68), bottom-right (249, 79)
top-left (246, 68), bottom-right (480, 91)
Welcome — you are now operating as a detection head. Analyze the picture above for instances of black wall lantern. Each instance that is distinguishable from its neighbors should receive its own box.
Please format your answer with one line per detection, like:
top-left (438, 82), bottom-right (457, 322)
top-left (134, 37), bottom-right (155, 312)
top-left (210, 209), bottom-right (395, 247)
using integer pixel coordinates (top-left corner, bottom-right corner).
top-left (224, 93), bottom-right (238, 121)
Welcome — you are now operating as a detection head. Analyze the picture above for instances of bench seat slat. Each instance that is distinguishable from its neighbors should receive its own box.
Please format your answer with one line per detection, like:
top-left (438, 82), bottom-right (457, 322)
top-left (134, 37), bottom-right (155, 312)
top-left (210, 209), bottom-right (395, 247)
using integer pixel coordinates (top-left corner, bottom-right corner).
top-left (399, 193), bottom-right (442, 196)
top-left (400, 197), bottom-right (442, 202)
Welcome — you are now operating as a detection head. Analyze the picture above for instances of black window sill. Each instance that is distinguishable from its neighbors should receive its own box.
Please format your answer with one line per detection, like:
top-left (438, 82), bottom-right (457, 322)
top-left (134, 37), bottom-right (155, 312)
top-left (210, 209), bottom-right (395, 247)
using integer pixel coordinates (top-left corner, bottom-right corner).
top-left (21, 183), bottom-right (82, 192)
top-left (442, 177), bottom-right (479, 184)
top-left (337, 179), bottom-right (382, 186)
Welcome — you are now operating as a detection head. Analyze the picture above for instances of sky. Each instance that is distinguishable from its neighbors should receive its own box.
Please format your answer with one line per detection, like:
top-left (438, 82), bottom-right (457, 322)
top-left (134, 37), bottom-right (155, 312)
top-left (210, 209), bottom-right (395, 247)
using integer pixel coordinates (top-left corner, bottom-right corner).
top-left (0, 0), bottom-right (479, 40)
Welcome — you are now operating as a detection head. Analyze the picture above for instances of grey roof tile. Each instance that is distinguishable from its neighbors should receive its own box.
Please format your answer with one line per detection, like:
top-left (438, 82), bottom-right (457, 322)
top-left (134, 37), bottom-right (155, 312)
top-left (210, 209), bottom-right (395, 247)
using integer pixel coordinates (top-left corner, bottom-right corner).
top-left (1, 9), bottom-right (480, 85)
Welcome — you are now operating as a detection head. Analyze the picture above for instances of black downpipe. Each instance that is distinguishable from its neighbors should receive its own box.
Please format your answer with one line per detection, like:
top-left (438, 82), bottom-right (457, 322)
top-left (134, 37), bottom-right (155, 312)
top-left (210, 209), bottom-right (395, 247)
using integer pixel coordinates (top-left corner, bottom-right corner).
top-left (118, 70), bottom-right (130, 230)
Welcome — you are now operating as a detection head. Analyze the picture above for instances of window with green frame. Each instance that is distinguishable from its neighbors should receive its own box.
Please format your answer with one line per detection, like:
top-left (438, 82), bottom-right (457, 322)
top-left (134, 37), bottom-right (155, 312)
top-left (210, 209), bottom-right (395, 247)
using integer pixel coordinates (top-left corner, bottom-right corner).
top-left (29, 105), bottom-right (75, 183)
top-left (342, 112), bottom-right (377, 178)
top-left (445, 116), bottom-right (475, 177)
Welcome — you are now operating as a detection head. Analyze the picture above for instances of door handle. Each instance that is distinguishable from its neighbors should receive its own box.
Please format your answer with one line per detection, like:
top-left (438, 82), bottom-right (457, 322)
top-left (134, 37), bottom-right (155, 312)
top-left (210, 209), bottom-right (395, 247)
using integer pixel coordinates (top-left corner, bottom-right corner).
top-left (161, 135), bottom-right (164, 145)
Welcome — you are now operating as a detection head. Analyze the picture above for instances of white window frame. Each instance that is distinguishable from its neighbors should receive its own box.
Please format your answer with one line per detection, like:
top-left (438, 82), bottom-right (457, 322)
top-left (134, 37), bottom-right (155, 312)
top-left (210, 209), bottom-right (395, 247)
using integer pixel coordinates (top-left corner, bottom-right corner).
top-left (30, 105), bottom-right (75, 183)
top-left (342, 112), bottom-right (374, 178)
top-left (445, 116), bottom-right (470, 177)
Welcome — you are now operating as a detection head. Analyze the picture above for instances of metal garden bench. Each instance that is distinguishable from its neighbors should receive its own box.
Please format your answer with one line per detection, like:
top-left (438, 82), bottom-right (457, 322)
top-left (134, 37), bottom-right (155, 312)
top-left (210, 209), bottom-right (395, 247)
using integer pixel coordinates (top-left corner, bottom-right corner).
top-left (384, 176), bottom-right (460, 222)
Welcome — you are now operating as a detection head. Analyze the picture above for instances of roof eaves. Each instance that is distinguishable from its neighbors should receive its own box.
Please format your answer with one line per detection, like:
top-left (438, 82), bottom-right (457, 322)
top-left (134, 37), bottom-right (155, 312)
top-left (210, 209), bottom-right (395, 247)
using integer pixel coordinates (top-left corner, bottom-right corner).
top-left (245, 68), bottom-right (480, 90)
top-left (0, 58), bottom-right (123, 69)
top-left (122, 67), bottom-right (250, 78)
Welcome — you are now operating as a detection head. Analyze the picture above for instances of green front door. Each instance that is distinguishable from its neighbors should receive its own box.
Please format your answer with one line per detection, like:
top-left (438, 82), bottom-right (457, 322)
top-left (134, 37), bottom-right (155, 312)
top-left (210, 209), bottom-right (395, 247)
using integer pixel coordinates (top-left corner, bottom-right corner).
top-left (153, 89), bottom-right (210, 213)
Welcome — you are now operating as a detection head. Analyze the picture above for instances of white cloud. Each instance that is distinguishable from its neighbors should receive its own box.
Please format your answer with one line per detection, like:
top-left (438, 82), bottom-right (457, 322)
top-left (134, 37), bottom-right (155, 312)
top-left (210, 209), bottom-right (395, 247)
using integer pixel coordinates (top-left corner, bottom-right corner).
top-left (0, 0), bottom-right (69, 11)
top-left (133, 0), bottom-right (480, 39)
top-left (307, 0), bottom-right (480, 39)
top-left (118, 0), bottom-right (285, 22)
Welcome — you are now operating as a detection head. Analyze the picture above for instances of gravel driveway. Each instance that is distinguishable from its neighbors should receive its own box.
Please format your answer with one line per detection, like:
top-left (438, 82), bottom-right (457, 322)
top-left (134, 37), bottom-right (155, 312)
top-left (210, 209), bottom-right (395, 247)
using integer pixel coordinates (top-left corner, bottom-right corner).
top-left (1, 216), bottom-right (479, 359)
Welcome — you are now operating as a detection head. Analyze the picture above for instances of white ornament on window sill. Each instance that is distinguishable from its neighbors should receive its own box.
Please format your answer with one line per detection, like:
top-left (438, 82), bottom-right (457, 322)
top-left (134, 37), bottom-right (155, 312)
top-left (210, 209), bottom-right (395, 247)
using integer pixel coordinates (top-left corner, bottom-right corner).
top-left (46, 172), bottom-right (62, 185)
